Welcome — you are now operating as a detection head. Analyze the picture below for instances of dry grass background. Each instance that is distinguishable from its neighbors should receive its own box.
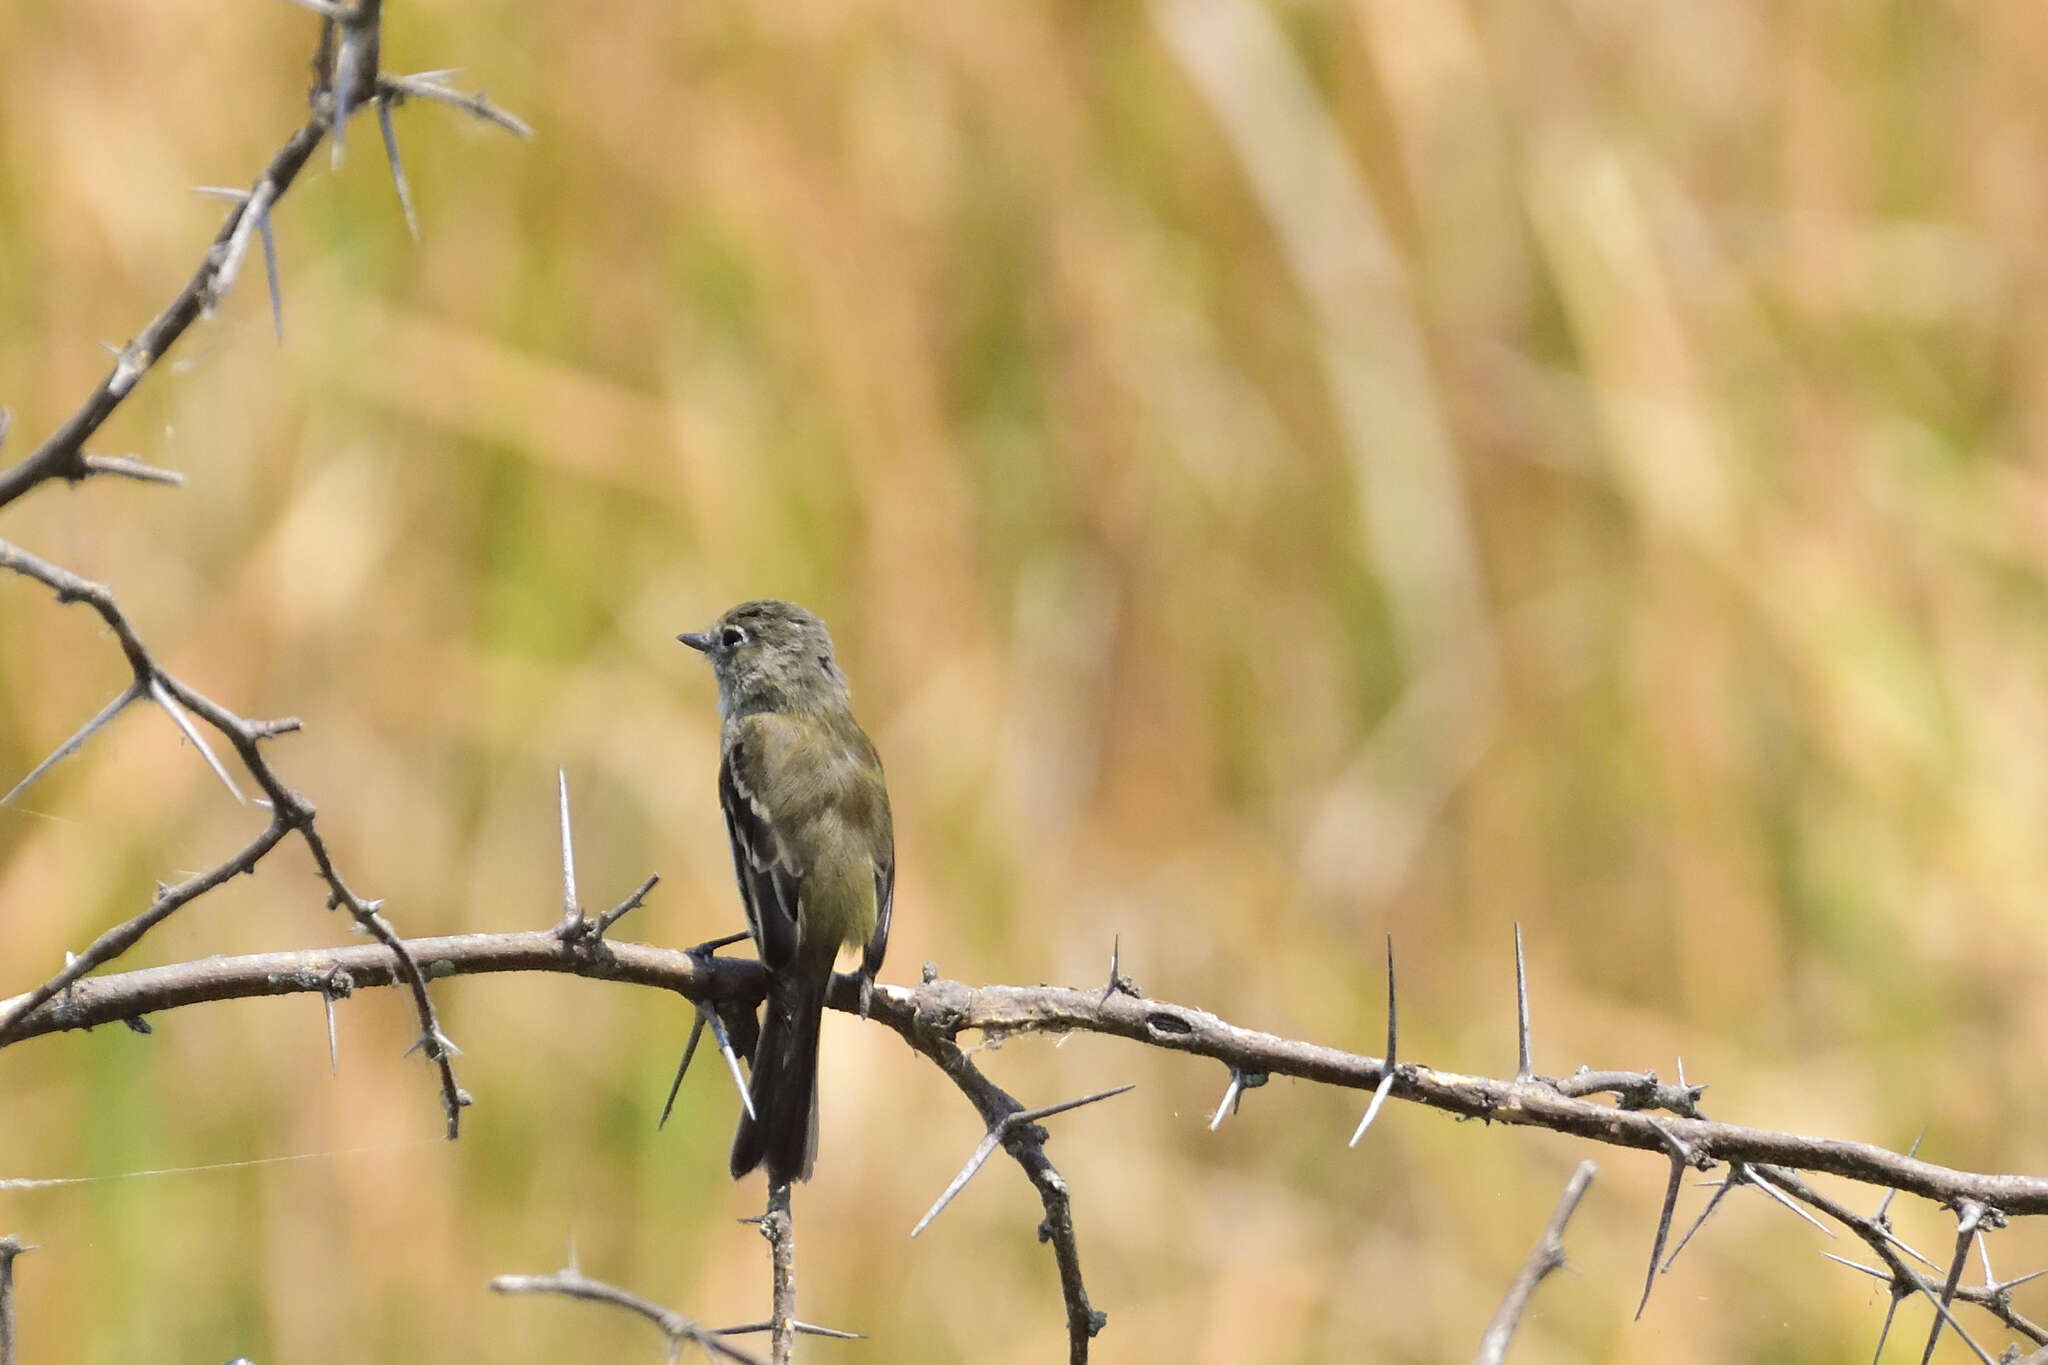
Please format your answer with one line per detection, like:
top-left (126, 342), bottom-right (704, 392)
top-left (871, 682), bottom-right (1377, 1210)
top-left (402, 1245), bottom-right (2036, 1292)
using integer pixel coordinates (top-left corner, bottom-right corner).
top-left (4, 0), bottom-right (2048, 1360)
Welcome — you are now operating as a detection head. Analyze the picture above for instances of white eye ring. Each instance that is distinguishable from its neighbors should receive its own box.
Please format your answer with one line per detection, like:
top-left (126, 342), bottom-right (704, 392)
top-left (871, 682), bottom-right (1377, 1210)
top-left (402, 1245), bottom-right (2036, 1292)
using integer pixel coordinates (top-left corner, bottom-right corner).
top-left (719, 625), bottom-right (748, 648)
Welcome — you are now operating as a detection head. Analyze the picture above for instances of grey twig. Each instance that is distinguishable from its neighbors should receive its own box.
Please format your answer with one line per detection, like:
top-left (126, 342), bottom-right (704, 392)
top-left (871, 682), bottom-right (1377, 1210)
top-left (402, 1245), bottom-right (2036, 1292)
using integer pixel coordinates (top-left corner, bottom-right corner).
top-left (0, 540), bottom-right (462, 1134)
top-left (886, 1007), bottom-right (1116, 1363)
top-left (491, 1265), bottom-right (760, 1365)
top-left (377, 70), bottom-right (534, 138)
top-left (77, 454), bottom-right (185, 486)
top-left (762, 1183), bottom-right (796, 1365)
top-left (0, 116), bottom-right (323, 510)
top-left (0, 820), bottom-right (291, 1045)
top-left (1473, 1161), bottom-right (1596, 1365)
top-left (0, 3), bottom-right (527, 511)
top-left (596, 876), bottom-right (660, 938)
top-left (0, 1236), bottom-right (30, 1365)
top-left (1765, 1169), bottom-right (2036, 1359)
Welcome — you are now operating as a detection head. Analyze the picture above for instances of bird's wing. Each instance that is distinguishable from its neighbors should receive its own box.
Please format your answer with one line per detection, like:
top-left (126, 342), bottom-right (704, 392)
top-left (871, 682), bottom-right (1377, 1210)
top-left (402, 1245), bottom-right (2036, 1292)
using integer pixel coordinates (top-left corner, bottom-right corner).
top-left (863, 757), bottom-right (894, 981)
top-left (719, 727), bottom-right (803, 970)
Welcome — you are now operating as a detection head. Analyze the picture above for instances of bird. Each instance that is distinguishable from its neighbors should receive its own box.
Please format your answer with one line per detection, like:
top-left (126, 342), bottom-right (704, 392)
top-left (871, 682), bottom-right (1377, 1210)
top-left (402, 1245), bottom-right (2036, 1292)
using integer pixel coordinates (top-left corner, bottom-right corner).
top-left (679, 600), bottom-right (894, 1185)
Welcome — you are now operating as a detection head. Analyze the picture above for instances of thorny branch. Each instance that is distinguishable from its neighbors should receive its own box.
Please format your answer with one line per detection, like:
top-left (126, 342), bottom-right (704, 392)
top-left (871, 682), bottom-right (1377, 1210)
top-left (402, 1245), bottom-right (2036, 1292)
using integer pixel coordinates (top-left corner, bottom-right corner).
top-left (8, 928), bottom-right (2048, 1357)
top-left (491, 1264), bottom-right (762, 1365)
top-left (0, 0), bottom-right (529, 1138)
top-left (5, 9), bottom-right (2045, 1363)
top-left (762, 1184), bottom-right (797, 1365)
top-left (0, 0), bottom-right (527, 513)
top-left (0, 538), bottom-right (468, 1135)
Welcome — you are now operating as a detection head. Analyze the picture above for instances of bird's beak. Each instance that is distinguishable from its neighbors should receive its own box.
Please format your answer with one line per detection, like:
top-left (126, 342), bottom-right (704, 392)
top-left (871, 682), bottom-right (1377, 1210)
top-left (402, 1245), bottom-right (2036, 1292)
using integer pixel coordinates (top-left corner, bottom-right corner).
top-left (677, 631), bottom-right (713, 653)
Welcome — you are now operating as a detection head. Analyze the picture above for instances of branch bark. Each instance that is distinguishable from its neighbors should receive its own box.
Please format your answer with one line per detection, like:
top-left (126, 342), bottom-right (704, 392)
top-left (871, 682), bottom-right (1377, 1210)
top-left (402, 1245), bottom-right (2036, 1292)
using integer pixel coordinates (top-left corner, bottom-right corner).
top-left (7, 926), bottom-right (2048, 1356)
top-left (6, 937), bottom-right (2044, 1217)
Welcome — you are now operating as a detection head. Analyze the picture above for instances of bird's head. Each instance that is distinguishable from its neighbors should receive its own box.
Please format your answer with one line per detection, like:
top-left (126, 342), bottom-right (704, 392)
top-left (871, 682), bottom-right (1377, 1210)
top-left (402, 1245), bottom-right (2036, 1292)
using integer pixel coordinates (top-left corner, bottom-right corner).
top-left (679, 599), bottom-right (848, 717)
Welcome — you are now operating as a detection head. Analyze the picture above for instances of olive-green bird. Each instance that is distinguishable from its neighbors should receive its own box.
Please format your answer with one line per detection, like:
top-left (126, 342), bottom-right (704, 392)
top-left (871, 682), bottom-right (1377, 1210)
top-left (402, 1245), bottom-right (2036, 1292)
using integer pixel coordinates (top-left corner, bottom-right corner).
top-left (679, 600), bottom-right (894, 1185)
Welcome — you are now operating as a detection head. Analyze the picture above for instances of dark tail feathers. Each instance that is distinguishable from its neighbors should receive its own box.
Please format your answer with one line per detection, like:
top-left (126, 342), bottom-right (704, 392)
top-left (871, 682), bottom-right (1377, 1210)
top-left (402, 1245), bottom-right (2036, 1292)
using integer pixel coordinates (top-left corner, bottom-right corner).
top-left (730, 956), bottom-right (828, 1184)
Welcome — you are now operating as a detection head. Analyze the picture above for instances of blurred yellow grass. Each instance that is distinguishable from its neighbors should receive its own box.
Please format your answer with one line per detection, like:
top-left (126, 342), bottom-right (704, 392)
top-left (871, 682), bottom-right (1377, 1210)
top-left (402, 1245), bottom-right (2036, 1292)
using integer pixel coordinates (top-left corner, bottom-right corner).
top-left (6, 0), bottom-right (2048, 1360)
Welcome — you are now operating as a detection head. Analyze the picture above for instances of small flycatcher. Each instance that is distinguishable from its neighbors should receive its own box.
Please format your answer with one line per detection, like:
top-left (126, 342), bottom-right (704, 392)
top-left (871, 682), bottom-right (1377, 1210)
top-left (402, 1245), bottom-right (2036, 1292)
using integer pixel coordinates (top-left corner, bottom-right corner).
top-left (679, 600), bottom-right (893, 1185)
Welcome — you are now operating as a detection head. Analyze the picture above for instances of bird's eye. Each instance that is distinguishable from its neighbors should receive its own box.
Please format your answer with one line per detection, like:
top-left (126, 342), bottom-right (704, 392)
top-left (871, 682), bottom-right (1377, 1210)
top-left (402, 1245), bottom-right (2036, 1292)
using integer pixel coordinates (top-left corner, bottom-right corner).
top-left (719, 625), bottom-right (748, 648)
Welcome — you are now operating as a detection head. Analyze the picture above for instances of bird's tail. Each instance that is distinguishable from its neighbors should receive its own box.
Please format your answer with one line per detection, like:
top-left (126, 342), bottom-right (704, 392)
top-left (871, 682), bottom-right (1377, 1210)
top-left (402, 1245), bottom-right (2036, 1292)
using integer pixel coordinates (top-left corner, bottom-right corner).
top-left (730, 952), bottom-right (831, 1184)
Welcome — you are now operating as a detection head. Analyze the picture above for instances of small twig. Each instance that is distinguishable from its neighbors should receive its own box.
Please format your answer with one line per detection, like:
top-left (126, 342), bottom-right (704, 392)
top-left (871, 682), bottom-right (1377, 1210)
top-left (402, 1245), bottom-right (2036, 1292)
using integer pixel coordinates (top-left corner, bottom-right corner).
top-left (0, 539), bottom-right (464, 1132)
top-left (1473, 1161), bottom-right (1596, 1365)
top-left (77, 454), bottom-right (185, 486)
top-left (491, 1265), bottom-right (761, 1365)
top-left (596, 875), bottom-right (660, 938)
top-left (0, 2), bottom-right (530, 512)
top-left (0, 820), bottom-right (289, 1044)
top-left (0, 1236), bottom-right (29, 1365)
top-left (763, 1183), bottom-right (796, 1365)
top-left (1773, 1169), bottom-right (2030, 1358)
top-left (377, 70), bottom-right (534, 138)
